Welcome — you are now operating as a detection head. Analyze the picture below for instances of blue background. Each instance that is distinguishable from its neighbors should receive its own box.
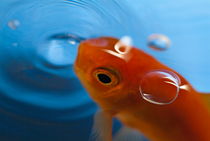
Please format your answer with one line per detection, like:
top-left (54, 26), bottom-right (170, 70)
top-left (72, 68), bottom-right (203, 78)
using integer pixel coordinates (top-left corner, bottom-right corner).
top-left (0, 0), bottom-right (210, 140)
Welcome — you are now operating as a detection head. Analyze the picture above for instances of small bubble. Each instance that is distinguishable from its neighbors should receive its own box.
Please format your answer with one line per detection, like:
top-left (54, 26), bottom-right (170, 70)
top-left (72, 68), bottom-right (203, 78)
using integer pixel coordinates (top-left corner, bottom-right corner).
top-left (12, 43), bottom-right (18, 47)
top-left (68, 40), bottom-right (77, 45)
top-left (114, 36), bottom-right (132, 54)
top-left (103, 36), bottom-right (133, 62)
top-left (147, 34), bottom-right (171, 51)
top-left (139, 70), bottom-right (180, 105)
top-left (8, 20), bottom-right (20, 30)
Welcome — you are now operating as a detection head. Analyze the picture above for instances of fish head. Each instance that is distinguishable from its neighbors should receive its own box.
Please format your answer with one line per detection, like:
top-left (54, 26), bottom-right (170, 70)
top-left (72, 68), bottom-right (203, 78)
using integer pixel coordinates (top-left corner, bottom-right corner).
top-left (74, 37), bottom-right (140, 108)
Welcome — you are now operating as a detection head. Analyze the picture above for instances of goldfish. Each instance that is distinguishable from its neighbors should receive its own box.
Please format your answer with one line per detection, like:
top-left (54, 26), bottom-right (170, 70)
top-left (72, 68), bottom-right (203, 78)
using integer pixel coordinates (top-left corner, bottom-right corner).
top-left (74, 37), bottom-right (210, 141)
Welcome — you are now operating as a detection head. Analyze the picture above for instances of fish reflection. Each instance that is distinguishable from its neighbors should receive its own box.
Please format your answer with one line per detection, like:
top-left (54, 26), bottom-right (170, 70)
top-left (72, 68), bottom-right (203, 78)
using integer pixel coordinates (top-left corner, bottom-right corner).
top-left (74, 37), bottom-right (210, 141)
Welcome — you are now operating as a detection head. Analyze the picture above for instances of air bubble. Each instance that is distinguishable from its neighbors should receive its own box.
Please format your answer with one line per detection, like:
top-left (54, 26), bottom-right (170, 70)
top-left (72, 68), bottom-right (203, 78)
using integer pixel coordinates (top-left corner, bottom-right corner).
top-left (139, 70), bottom-right (180, 105)
top-left (8, 20), bottom-right (20, 30)
top-left (103, 36), bottom-right (133, 62)
top-left (12, 43), bottom-right (18, 47)
top-left (38, 34), bottom-right (85, 67)
top-left (147, 34), bottom-right (171, 51)
top-left (114, 36), bottom-right (132, 54)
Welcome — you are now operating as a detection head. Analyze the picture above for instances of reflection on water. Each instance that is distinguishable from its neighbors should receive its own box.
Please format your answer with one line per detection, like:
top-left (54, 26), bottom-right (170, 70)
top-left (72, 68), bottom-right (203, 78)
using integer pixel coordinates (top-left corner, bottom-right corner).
top-left (38, 33), bottom-right (84, 67)
top-left (0, 0), bottom-right (135, 119)
top-left (0, 0), bottom-right (144, 140)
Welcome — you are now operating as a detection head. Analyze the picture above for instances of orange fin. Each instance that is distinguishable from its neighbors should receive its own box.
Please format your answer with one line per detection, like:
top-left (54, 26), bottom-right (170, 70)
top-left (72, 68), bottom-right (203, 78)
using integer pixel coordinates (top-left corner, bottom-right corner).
top-left (89, 110), bottom-right (113, 141)
top-left (113, 126), bottom-right (145, 141)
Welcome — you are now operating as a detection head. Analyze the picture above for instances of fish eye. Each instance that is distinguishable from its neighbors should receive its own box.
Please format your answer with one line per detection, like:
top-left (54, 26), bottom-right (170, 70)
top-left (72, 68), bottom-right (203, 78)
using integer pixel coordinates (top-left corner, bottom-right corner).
top-left (93, 68), bottom-right (119, 86)
top-left (97, 73), bottom-right (111, 84)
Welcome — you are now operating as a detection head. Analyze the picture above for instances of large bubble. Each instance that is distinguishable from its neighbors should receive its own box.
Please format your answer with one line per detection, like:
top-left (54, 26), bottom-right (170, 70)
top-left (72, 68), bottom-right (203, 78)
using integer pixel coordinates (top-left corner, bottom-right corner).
top-left (140, 70), bottom-right (180, 105)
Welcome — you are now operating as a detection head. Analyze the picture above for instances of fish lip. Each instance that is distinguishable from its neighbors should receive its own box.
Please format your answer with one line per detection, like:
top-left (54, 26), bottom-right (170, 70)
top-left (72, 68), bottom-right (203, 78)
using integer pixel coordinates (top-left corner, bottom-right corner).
top-left (73, 64), bottom-right (83, 77)
top-left (73, 64), bottom-right (78, 72)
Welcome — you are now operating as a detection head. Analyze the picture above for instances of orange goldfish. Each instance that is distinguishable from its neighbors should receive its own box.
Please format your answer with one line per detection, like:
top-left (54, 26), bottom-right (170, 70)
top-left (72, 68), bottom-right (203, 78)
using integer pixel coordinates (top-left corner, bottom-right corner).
top-left (74, 37), bottom-right (210, 141)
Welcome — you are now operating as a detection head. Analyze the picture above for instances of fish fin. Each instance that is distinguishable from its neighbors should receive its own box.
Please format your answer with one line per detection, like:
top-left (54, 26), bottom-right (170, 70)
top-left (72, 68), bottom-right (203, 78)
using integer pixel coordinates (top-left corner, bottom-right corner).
top-left (89, 110), bottom-right (113, 141)
top-left (200, 93), bottom-right (210, 108)
top-left (113, 126), bottom-right (146, 141)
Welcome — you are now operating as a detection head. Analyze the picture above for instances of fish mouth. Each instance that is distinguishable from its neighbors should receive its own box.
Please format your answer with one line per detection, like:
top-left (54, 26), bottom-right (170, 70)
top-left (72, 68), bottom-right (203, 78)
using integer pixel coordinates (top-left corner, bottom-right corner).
top-left (73, 53), bottom-right (82, 73)
top-left (73, 61), bottom-right (87, 81)
top-left (73, 64), bottom-right (82, 76)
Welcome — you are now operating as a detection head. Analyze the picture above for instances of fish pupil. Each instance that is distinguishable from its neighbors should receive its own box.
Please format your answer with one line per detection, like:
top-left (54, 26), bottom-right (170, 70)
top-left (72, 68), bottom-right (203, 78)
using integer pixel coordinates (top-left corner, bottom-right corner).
top-left (97, 73), bottom-right (111, 84)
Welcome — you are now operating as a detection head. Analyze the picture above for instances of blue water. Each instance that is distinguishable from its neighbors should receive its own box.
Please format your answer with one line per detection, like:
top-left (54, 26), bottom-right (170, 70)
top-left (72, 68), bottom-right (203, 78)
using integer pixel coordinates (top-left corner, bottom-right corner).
top-left (0, 0), bottom-right (210, 140)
